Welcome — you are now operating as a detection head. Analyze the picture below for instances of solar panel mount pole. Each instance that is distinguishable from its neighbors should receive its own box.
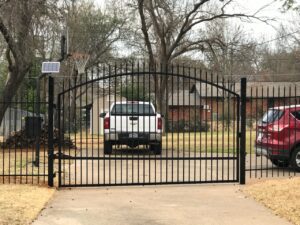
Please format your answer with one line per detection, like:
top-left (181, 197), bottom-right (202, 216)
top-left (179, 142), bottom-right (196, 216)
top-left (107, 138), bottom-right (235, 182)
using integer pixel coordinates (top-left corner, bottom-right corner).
top-left (48, 76), bottom-right (54, 187)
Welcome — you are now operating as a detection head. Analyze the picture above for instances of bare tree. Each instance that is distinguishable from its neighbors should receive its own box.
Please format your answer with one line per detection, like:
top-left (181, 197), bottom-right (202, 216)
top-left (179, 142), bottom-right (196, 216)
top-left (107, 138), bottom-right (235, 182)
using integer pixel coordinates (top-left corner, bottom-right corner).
top-left (59, 0), bottom-right (126, 130)
top-left (0, 0), bottom-right (61, 124)
top-left (134, 0), bottom-right (268, 116)
top-left (204, 20), bottom-right (258, 81)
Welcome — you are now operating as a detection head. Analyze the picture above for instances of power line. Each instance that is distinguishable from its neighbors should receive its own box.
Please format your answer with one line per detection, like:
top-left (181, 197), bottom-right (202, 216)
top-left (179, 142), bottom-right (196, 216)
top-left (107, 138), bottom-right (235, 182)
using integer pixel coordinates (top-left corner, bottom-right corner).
top-left (234, 29), bottom-right (300, 47)
top-left (253, 29), bottom-right (300, 46)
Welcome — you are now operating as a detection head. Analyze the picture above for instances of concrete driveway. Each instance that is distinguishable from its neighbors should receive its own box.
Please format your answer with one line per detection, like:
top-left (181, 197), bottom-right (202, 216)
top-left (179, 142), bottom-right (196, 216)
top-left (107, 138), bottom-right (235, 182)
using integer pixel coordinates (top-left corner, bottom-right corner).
top-left (33, 184), bottom-right (292, 225)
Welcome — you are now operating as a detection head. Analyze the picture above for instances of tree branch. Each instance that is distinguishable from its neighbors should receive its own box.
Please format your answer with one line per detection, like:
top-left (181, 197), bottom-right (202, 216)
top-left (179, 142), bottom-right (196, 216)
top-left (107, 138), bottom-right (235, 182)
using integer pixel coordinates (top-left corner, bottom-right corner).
top-left (138, 0), bottom-right (155, 68)
top-left (167, 0), bottom-right (210, 59)
top-left (0, 16), bottom-right (19, 65)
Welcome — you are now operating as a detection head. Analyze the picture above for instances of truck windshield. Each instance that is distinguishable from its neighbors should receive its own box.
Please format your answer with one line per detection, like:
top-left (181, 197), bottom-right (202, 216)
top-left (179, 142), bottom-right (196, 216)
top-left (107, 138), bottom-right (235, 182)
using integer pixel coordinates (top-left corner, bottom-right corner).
top-left (262, 109), bottom-right (284, 123)
top-left (111, 103), bottom-right (155, 116)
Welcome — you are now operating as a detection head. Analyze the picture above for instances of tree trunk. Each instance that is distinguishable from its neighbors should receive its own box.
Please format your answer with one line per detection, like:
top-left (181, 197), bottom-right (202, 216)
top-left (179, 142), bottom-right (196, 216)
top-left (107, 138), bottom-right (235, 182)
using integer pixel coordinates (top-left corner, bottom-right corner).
top-left (0, 69), bottom-right (27, 126)
top-left (154, 61), bottom-right (169, 133)
top-left (69, 88), bottom-right (77, 132)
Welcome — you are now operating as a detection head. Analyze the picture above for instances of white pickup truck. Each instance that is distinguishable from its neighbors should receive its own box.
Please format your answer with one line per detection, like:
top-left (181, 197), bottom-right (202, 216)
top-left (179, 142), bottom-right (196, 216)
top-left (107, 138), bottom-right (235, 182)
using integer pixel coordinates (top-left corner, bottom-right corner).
top-left (100, 101), bottom-right (163, 155)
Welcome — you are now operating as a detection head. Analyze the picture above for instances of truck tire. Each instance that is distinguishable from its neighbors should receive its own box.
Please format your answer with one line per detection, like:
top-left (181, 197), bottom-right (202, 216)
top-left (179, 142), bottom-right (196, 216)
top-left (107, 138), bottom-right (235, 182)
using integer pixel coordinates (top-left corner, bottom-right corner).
top-left (270, 159), bottom-right (289, 168)
top-left (290, 147), bottom-right (300, 172)
top-left (151, 142), bottom-right (162, 155)
top-left (104, 141), bottom-right (112, 155)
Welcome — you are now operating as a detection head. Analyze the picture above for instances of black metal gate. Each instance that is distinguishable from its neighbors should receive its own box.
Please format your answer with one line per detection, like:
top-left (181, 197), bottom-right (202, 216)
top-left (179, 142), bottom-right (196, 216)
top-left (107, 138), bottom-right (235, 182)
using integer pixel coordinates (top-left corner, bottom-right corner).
top-left (56, 64), bottom-right (242, 187)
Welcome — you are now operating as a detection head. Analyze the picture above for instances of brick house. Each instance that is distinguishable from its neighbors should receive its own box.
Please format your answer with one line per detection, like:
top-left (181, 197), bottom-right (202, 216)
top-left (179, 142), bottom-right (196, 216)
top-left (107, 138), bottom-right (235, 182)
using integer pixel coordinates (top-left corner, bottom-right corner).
top-left (190, 82), bottom-right (300, 120)
top-left (168, 90), bottom-right (210, 122)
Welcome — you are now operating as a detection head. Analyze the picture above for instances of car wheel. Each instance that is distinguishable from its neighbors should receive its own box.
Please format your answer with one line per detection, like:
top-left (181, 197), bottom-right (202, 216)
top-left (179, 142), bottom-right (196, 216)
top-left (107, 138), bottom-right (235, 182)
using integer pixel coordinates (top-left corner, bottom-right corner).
top-left (151, 143), bottom-right (162, 155)
top-left (291, 147), bottom-right (300, 172)
top-left (104, 141), bottom-right (112, 155)
top-left (270, 159), bottom-right (289, 168)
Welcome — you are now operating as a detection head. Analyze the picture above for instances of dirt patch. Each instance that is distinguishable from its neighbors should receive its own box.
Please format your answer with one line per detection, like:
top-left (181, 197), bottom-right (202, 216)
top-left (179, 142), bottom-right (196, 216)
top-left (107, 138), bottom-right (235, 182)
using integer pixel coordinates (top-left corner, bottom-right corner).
top-left (0, 184), bottom-right (55, 225)
top-left (243, 177), bottom-right (300, 225)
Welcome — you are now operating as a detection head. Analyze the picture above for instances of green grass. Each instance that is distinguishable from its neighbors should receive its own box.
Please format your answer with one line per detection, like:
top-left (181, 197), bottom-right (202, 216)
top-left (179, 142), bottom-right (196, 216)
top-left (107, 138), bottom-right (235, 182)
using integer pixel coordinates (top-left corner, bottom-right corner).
top-left (68, 130), bottom-right (256, 154)
top-left (161, 131), bottom-right (256, 153)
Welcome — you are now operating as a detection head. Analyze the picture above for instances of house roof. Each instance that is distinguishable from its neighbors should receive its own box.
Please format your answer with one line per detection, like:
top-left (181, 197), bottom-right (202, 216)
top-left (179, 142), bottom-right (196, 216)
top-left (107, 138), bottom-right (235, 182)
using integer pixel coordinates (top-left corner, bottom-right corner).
top-left (168, 90), bottom-right (202, 106)
top-left (194, 82), bottom-right (300, 98)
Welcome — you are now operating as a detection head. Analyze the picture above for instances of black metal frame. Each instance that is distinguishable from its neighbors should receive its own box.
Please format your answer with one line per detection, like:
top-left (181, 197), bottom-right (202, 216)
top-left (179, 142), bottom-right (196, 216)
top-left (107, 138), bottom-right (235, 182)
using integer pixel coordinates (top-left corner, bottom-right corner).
top-left (2, 64), bottom-right (298, 187)
top-left (56, 65), bottom-right (242, 187)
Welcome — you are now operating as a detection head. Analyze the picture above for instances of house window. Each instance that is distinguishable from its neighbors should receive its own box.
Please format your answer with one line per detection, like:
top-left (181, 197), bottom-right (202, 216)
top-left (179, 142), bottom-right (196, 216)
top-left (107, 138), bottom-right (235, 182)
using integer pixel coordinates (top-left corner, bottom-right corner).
top-left (291, 111), bottom-right (300, 120)
top-left (267, 98), bottom-right (274, 108)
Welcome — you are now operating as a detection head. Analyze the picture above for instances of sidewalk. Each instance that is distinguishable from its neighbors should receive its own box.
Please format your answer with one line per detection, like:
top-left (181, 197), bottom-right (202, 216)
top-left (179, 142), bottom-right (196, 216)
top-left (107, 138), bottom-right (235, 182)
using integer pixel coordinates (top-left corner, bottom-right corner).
top-left (33, 184), bottom-right (292, 225)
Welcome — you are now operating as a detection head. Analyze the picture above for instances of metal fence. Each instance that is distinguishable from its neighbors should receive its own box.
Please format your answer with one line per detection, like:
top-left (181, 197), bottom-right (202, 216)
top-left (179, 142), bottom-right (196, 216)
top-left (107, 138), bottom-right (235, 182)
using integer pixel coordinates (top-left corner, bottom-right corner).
top-left (0, 64), bottom-right (299, 187)
top-left (245, 83), bottom-right (300, 178)
top-left (56, 64), bottom-right (242, 187)
top-left (0, 77), bottom-right (49, 185)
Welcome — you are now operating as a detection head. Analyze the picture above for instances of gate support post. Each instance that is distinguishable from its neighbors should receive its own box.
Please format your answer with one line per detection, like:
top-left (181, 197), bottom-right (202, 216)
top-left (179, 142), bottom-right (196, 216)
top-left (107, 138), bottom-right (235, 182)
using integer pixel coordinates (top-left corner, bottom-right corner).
top-left (240, 78), bottom-right (247, 185)
top-left (48, 76), bottom-right (54, 187)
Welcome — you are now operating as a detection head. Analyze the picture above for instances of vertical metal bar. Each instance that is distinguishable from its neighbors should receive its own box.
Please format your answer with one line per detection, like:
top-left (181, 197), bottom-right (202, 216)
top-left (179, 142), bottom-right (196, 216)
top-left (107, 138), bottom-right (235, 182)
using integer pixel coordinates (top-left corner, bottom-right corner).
top-left (216, 75), bottom-right (219, 181)
top-left (97, 67), bottom-right (100, 185)
top-left (205, 71), bottom-right (208, 182)
top-left (57, 95), bottom-right (62, 187)
top-left (249, 86), bottom-right (253, 178)
top-left (114, 64), bottom-right (117, 185)
top-left (119, 64), bottom-right (123, 185)
top-left (62, 79), bottom-right (65, 186)
top-left (137, 63), bottom-right (140, 184)
top-left (260, 87), bottom-right (264, 177)
top-left (210, 72), bottom-right (213, 181)
top-left (165, 64), bottom-right (169, 183)
top-left (255, 87), bottom-right (258, 178)
top-left (14, 94), bottom-right (17, 183)
top-left (48, 76), bottom-right (54, 187)
top-left (85, 70), bottom-right (88, 185)
top-left (102, 65), bottom-right (106, 185)
top-left (182, 66), bottom-right (185, 182)
top-left (177, 65), bottom-right (180, 182)
top-left (142, 62), bottom-right (145, 184)
top-left (188, 67), bottom-right (191, 182)
top-left (222, 78), bottom-right (225, 181)
top-left (148, 63), bottom-right (151, 184)
top-left (288, 85), bottom-right (291, 177)
top-left (108, 65), bottom-right (111, 185)
top-left (68, 74), bottom-right (71, 185)
top-left (34, 78), bottom-right (41, 167)
top-left (235, 82), bottom-right (240, 182)
top-left (283, 86), bottom-right (286, 177)
top-left (193, 68), bottom-right (197, 182)
top-left (125, 64), bottom-right (128, 184)
top-left (171, 65), bottom-right (174, 182)
top-left (240, 78), bottom-right (246, 185)
top-left (266, 87), bottom-right (269, 178)
top-left (91, 68), bottom-right (94, 185)
top-left (199, 70), bottom-right (203, 182)
top-left (20, 87), bottom-right (24, 183)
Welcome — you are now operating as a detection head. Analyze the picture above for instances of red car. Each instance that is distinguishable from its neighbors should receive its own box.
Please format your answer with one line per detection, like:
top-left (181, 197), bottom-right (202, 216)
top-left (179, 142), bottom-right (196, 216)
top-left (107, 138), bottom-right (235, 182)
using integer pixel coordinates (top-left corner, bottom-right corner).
top-left (255, 105), bottom-right (300, 171)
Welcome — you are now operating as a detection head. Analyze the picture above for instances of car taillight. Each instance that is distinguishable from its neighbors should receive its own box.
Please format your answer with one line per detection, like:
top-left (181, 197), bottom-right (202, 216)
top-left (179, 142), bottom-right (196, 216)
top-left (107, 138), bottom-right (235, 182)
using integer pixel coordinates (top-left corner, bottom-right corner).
top-left (104, 117), bottom-right (110, 129)
top-left (157, 118), bottom-right (162, 130)
top-left (268, 124), bottom-right (287, 132)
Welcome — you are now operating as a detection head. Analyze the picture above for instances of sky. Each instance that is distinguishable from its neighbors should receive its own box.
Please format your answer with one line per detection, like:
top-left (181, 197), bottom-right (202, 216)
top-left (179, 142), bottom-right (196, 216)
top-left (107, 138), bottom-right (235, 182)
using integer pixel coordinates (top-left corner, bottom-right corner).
top-left (231, 0), bottom-right (294, 39)
top-left (94, 0), bottom-right (296, 42)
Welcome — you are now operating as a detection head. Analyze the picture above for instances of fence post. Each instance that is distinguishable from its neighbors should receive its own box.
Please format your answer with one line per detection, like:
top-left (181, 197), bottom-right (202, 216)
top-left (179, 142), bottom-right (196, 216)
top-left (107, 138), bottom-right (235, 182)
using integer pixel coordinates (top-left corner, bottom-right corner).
top-left (34, 78), bottom-right (41, 167)
top-left (240, 78), bottom-right (247, 184)
top-left (48, 76), bottom-right (54, 187)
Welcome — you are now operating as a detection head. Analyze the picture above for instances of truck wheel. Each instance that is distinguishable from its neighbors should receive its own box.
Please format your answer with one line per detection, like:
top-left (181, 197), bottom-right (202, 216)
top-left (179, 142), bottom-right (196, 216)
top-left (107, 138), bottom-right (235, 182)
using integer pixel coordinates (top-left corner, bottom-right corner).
top-left (270, 159), bottom-right (289, 168)
top-left (104, 141), bottom-right (112, 155)
top-left (291, 147), bottom-right (300, 172)
top-left (151, 143), bottom-right (162, 155)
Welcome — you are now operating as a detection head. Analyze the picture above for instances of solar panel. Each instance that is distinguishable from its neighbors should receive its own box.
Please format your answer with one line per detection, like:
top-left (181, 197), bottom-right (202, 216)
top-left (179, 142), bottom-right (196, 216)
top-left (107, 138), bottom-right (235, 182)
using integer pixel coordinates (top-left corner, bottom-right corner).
top-left (42, 62), bottom-right (60, 73)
